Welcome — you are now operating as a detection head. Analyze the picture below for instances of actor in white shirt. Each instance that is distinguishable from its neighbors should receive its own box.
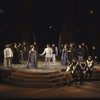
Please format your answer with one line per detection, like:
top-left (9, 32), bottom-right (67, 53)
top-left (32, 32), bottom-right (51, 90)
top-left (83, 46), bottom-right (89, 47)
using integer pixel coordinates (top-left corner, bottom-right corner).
top-left (40, 44), bottom-right (53, 66)
top-left (4, 44), bottom-right (13, 68)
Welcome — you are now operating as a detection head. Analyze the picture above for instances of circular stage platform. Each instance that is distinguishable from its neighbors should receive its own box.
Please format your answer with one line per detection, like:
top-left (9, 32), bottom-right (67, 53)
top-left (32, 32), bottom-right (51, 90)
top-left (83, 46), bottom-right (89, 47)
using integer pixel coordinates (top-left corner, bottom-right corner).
top-left (0, 61), bottom-right (100, 88)
top-left (0, 61), bottom-right (66, 88)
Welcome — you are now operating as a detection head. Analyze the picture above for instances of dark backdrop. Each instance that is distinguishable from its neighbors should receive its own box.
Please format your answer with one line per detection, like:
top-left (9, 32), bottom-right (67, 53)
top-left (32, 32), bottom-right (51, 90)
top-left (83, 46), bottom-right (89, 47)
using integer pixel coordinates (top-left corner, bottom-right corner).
top-left (0, 0), bottom-right (100, 61)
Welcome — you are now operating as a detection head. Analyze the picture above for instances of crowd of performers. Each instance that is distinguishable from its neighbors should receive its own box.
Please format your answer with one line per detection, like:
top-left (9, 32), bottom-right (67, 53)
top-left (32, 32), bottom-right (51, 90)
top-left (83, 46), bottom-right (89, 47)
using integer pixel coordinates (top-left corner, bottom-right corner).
top-left (64, 56), bottom-right (94, 86)
top-left (3, 42), bottom-right (99, 65)
top-left (3, 42), bottom-right (38, 68)
top-left (3, 42), bottom-right (98, 85)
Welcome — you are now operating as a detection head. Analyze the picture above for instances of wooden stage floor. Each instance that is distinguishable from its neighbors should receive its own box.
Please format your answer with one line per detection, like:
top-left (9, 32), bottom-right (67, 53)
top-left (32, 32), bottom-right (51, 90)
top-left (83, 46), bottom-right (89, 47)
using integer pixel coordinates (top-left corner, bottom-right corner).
top-left (0, 61), bottom-right (100, 73)
top-left (0, 61), bottom-right (66, 73)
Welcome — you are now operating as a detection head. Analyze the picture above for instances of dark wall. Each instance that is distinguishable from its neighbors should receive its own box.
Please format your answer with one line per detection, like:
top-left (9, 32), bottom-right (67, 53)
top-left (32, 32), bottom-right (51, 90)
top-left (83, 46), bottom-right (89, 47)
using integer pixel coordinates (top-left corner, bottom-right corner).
top-left (0, 0), bottom-right (100, 61)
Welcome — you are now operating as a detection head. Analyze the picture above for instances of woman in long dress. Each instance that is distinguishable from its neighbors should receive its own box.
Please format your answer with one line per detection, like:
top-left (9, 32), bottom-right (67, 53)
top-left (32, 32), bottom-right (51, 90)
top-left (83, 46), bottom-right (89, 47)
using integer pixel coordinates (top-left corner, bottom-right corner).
top-left (26, 45), bottom-right (37, 68)
top-left (61, 44), bottom-right (68, 65)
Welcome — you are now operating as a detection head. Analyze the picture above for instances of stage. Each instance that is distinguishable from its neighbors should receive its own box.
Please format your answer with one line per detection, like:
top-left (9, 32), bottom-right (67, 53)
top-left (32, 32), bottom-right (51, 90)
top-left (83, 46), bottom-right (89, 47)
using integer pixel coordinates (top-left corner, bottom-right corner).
top-left (0, 60), bottom-right (99, 98)
top-left (0, 61), bottom-right (67, 87)
top-left (0, 61), bottom-right (67, 74)
top-left (0, 61), bottom-right (100, 73)
top-left (0, 61), bottom-right (100, 88)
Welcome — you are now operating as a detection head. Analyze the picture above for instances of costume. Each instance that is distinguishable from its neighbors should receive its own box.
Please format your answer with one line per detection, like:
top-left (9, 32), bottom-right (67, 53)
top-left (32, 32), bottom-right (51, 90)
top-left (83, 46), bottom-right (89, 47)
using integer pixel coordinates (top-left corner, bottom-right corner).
top-left (26, 47), bottom-right (37, 68)
top-left (85, 58), bottom-right (94, 81)
top-left (4, 45), bottom-right (13, 68)
top-left (61, 47), bottom-right (68, 65)
top-left (40, 45), bottom-right (52, 66)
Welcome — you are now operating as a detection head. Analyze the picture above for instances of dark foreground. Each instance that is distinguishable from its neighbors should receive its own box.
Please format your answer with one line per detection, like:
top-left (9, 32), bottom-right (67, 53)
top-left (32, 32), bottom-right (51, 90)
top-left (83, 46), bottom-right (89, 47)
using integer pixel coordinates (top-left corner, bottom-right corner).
top-left (0, 81), bottom-right (100, 98)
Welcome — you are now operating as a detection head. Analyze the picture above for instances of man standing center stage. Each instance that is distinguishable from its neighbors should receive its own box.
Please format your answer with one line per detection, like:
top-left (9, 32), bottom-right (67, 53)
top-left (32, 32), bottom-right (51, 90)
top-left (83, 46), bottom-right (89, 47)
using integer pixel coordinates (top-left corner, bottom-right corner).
top-left (40, 44), bottom-right (53, 67)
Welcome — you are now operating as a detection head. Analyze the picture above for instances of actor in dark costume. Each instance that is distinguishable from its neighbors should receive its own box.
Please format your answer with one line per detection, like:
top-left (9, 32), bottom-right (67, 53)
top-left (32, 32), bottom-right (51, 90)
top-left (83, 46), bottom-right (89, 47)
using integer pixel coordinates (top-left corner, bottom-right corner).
top-left (59, 44), bottom-right (64, 54)
top-left (64, 61), bottom-right (73, 86)
top-left (67, 43), bottom-right (73, 63)
top-left (22, 42), bottom-right (29, 61)
top-left (78, 60), bottom-right (86, 84)
top-left (77, 45), bottom-right (84, 61)
top-left (51, 44), bottom-right (56, 64)
top-left (59, 44), bottom-right (64, 60)
top-left (17, 42), bottom-right (23, 63)
top-left (71, 59), bottom-right (79, 84)
top-left (12, 43), bottom-right (20, 64)
top-left (85, 56), bottom-right (94, 81)
top-left (81, 42), bottom-right (89, 60)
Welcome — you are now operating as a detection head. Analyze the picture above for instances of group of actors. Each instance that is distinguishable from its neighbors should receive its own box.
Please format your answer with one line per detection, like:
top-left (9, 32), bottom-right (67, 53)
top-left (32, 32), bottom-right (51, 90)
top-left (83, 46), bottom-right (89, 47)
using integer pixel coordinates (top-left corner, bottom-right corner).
top-left (3, 42), bottom-right (58, 68)
top-left (64, 56), bottom-right (94, 85)
top-left (3, 42), bottom-right (97, 85)
top-left (3, 42), bottom-right (98, 68)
